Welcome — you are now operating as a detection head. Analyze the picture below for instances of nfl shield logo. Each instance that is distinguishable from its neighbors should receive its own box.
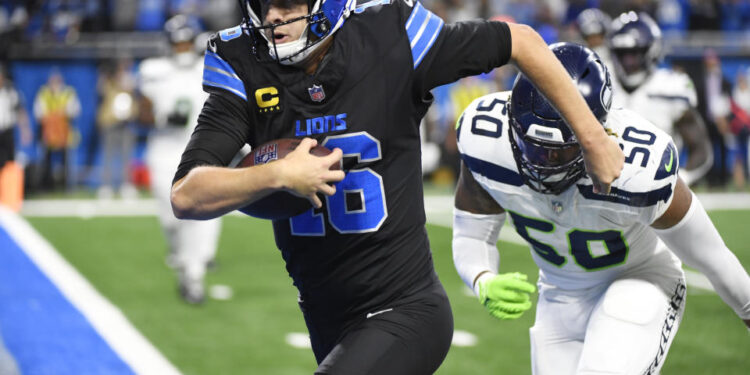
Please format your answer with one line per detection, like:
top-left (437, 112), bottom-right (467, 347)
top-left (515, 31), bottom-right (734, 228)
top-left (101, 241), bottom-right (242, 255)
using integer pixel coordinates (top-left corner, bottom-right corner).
top-left (254, 143), bottom-right (278, 165)
top-left (551, 201), bottom-right (564, 214)
top-left (308, 84), bottom-right (325, 102)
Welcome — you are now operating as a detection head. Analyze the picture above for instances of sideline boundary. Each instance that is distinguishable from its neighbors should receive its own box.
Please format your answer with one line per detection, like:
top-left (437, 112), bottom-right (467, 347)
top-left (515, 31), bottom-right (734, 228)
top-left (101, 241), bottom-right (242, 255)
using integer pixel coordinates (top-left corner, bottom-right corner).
top-left (0, 206), bottom-right (181, 375)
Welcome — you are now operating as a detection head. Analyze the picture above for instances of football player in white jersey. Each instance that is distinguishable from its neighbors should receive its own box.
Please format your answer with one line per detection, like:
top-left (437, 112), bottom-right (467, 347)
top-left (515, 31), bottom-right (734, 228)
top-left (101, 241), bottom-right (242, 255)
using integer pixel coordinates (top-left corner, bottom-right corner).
top-left (575, 8), bottom-right (612, 67)
top-left (139, 15), bottom-right (221, 304)
top-left (608, 11), bottom-right (712, 186)
top-left (452, 43), bottom-right (750, 374)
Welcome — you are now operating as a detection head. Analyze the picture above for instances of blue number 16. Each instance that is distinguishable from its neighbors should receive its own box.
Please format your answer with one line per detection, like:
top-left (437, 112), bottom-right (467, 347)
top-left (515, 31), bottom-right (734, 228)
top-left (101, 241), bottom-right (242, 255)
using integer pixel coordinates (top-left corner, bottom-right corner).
top-left (290, 132), bottom-right (388, 236)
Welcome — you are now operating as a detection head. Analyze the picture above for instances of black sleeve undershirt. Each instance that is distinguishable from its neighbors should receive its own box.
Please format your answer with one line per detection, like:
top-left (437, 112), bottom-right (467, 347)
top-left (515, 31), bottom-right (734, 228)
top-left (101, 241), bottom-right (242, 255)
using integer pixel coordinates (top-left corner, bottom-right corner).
top-left (172, 92), bottom-right (252, 185)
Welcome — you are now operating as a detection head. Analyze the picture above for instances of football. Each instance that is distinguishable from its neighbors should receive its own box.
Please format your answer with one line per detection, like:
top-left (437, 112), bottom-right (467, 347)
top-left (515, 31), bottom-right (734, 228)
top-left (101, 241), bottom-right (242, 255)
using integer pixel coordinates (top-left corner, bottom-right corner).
top-left (237, 138), bottom-right (338, 220)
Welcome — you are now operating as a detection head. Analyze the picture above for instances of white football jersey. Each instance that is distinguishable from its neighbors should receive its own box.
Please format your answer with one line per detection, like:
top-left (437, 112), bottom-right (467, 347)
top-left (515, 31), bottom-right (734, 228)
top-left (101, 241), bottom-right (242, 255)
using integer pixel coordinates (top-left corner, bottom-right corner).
top-left (138, 54), bottom-right (207, 135)
top-left (457, 91), bottom-right (683, 290)
top-left (611, 68), bottom-right (697, 139)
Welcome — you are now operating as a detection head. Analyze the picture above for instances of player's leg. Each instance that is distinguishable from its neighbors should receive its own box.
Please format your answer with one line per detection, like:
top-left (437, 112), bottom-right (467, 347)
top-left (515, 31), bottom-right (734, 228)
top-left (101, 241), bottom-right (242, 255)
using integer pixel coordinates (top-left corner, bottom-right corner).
top-left (576, 278), bottom-right (686, 374)
top-left (174, 217), bottom-right (221, 302)
top-left (314, 282), bottom-right (453, 375)
top-left (529, 283), bottom-right (600, 375)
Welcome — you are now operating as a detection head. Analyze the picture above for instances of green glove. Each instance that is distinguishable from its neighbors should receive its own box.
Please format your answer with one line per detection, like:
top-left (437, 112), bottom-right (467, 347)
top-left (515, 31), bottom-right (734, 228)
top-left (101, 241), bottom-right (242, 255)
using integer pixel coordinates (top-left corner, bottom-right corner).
top-left (476, 272), bottom-right (537, 320)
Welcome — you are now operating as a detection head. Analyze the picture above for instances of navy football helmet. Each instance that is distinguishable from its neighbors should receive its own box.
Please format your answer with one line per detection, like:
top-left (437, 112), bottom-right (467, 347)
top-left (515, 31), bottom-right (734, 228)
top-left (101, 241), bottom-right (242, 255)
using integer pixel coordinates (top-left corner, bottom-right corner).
top-left (576, 8), bottom-right (612, 40)
top-left (509, 42), bottom-right (612, 195)
top-left (607, 11), bottom-right (662, 91)
top-left (240, 0), bottom-right (356, 65)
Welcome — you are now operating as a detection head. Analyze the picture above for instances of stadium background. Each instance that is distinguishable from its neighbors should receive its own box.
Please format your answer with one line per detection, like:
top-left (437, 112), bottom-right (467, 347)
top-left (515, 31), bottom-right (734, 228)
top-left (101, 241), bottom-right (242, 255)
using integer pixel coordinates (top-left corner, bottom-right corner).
top-left (0, 0), bottom-right (749, 374)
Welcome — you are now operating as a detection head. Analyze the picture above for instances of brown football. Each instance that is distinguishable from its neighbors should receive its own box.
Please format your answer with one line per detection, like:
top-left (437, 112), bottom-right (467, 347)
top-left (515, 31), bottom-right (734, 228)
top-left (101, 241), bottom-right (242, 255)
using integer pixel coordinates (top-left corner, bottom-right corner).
top-left (237, 138), bottom-right (339, 220)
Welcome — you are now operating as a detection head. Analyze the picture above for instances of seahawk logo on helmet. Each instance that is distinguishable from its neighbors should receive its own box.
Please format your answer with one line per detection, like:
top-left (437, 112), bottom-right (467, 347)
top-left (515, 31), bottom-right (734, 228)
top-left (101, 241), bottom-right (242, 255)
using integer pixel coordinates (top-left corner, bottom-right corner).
top-left (509, 42), bottom-right (612, 195)
top-left (240, 0), bottom-right (356, 65)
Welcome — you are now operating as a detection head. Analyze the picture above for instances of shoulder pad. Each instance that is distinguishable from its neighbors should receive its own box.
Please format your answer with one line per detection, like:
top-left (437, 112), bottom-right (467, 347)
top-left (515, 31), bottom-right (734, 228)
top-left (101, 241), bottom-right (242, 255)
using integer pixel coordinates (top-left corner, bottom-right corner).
top-left (353, 0), bottom-right (397, 14)
top-left (646, 69), bottom-right (697, 108)
top-left (587, 108), bottom-right (678, 221)
top-left (456, 91), bottom-right (523, 187)
top-left (202, 25), bottom-right (249, 102)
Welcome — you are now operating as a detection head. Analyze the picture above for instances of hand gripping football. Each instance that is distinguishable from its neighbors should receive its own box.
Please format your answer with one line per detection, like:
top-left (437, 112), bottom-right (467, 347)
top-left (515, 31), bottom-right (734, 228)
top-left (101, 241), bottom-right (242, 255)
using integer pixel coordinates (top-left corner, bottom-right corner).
top-left (237, 138), bottom-right (339, 220)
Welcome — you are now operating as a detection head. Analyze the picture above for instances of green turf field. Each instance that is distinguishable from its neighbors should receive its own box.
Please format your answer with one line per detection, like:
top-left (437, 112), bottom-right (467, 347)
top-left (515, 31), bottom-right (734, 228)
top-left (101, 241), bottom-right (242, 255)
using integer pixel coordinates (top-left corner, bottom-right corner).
top-left (27, 210), bottom-right (750, 374)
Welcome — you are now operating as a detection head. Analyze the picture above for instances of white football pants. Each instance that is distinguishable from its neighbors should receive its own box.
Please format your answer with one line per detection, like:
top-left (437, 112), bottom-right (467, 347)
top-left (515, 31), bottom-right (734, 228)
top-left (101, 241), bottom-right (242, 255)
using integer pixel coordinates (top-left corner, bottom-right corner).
top-left (146, 129), bottom-right (221, 282)
top-left (530, 275), bottom-right (686, 375)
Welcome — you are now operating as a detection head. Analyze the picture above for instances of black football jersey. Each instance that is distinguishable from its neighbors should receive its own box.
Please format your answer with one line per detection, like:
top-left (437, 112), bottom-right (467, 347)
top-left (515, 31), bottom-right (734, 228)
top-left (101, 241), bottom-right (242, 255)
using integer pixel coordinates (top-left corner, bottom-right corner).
top-left (177, 0), bottom-right (511, 318)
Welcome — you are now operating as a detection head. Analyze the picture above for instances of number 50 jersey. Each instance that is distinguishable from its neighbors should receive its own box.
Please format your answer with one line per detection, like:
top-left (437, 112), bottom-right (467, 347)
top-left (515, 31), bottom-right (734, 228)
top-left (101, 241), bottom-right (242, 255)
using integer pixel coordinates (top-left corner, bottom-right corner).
top-left (457, 91), bottom-right (684, 291)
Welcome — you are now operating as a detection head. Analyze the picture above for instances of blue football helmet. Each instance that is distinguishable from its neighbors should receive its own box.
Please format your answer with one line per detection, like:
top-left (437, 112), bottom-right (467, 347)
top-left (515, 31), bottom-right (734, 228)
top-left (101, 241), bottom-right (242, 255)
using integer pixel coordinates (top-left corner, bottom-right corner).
top-left (607, 11), bottom-right (662, 91)
top-left (509, 42), bottom-right (612, 195)
top-left (576, 8), bottom-right (612, 39)
top-left (240, 0), bottom-right (356, 65)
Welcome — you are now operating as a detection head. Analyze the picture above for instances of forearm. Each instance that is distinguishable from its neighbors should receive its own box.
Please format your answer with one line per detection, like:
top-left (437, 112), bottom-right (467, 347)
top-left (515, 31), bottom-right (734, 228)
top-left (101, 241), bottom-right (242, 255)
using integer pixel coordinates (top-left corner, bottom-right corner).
top-left (654, 193), bottom-right (750, 320)
top-left (171, 163), bottom-right (282, 220)
top-left (508, 24), bottom-right (607, 149)
top-left (452, 208), bottom-right (504, 293)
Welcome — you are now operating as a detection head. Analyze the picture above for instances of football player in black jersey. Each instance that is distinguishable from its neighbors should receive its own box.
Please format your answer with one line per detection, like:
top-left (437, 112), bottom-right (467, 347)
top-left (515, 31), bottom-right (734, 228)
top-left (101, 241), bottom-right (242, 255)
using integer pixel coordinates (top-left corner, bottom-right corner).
top-left (170, 0), bottom-right (625, 373)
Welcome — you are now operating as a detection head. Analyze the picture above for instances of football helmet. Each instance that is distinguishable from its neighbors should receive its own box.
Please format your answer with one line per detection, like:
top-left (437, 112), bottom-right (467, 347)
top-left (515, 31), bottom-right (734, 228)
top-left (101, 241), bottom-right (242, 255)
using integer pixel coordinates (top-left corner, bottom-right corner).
top-left (240, 0), bottom-right (356, 65)
top-left (608, 11), bottom-right (662, 91)
top-left (165, 14), bottom-right (203, 66)
top-left (576, 8), bottom-right (612, 39)
top-left (509, 42), bottom-right (612, 195)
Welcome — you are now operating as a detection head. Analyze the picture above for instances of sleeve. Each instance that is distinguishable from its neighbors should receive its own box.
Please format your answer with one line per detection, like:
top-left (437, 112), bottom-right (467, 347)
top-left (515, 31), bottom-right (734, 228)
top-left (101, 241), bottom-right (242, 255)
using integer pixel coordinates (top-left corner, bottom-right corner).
top-left (654, 193), bottom-right (750, 320)
top-left (412, 13), bottom-right (512, 93)
top-left (202, 34), bottom-right (249, 103)
top-left (172, 92), bottom-right (251, 184)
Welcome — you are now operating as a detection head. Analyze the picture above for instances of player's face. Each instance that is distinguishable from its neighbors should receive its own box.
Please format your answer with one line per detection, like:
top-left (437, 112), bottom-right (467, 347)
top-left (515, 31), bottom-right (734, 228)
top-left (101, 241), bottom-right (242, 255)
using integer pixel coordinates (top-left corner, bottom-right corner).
top-left (521, 142), bottom-right (581, 167)
top-left (584, 34), bottom-right (605, 48)
top-left (264, 2), bottom-right (309, 44)
top-left (613, 48), bottom-right (647, 75)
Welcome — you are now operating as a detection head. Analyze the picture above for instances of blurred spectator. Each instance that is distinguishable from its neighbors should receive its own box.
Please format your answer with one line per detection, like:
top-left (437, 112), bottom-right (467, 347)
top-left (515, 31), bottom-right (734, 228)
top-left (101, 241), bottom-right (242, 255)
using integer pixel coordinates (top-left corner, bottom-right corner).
top-left (33, 69), bottom-right (80, 191)
top-left (655, 0), bottom-right (690, 33)
top-left (689, 0), bottom-right (721, 30)
top-left (96, 59), bottom-right (138, 200)
top-left (0, 2), bottom-right (28, 60)
top-left (609, 11), bottom-right (712, 186)
top-left (199, 0), bottom-right (239, 31)
top-left (0, 64), bottom-right (30, 211)
top-left (575, 8), bottom-right (612, 62)
top-left (702, 50), bottom-right (737, 187)
top-left (719, 0), bottom-right (750, 31)
top-left (730, 69), bottom-right (750, 187)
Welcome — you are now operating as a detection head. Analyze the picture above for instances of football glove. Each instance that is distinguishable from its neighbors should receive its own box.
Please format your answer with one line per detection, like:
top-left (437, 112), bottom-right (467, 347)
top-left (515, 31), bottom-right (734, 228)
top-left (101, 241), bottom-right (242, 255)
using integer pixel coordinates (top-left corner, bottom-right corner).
top-left (477, 272), bottom-right (536, 320)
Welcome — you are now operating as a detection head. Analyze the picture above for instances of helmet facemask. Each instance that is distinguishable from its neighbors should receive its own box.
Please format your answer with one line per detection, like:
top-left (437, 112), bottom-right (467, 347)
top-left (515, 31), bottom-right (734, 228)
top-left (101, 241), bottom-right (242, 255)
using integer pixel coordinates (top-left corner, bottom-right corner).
top-left (508, 43), bottom-right (612, 195)
top-left (242, 0), bottom-right (353, 65)
top-left (508, 107), bottom-right (586, 195)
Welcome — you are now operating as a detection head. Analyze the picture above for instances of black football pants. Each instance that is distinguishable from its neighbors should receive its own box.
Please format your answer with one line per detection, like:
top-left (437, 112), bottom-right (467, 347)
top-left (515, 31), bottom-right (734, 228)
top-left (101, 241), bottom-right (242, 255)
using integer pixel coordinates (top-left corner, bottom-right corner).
top-left (308, 281), bottom-right (453, 375)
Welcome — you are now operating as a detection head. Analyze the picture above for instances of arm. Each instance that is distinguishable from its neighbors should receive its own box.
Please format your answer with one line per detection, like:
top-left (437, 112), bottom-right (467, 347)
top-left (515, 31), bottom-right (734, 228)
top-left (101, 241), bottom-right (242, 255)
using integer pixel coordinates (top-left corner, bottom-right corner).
top-left (171, 138), bottom-right (344, 220)
top-left (674, 108), bottom-right (712, 185)
top-left (453, 162), bottom-right (535, 320)
top-left (652, 178), bottom-right (750, 329)
top-left (170, 94), bottom-right (345, 220)
top-left (454, 161), bottom-right (504, 290)
top-left (507, 23), bottom-right (624, 194)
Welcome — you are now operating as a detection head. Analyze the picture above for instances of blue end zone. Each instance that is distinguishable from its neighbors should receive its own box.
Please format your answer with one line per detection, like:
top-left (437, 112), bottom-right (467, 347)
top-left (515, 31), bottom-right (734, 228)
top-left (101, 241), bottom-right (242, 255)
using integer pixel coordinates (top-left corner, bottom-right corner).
top-left (0, 227), bottom-right (134, 375)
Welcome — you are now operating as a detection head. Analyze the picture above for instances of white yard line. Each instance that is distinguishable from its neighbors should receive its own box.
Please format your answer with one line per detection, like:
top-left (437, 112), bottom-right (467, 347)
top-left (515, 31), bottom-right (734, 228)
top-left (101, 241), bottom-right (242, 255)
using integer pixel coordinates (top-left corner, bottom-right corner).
top-left (0, 207), bottom-right (182, 375)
